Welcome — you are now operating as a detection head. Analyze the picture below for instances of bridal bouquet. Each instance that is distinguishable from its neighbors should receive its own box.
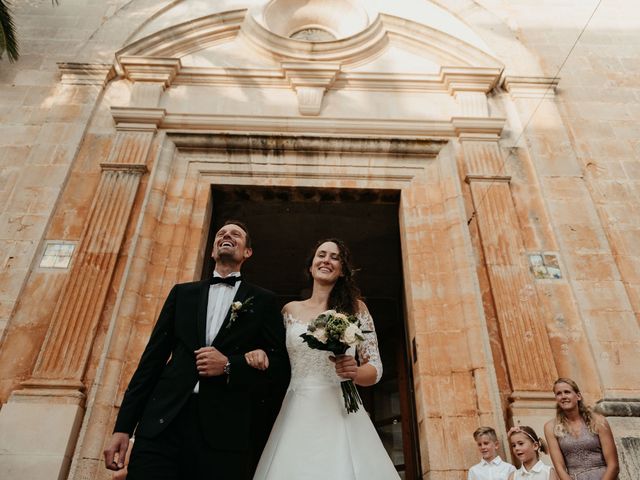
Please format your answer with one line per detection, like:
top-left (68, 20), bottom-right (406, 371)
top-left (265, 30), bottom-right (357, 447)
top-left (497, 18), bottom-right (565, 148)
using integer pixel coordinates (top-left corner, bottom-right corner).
top-left (300, 310), bottom-right (368, 413)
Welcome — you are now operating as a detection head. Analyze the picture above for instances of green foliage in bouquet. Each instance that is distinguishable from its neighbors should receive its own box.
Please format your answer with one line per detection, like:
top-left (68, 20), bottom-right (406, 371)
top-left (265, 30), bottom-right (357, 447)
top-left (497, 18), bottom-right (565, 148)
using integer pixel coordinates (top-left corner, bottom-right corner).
top-left (300, 310), bottom-right (370, 413)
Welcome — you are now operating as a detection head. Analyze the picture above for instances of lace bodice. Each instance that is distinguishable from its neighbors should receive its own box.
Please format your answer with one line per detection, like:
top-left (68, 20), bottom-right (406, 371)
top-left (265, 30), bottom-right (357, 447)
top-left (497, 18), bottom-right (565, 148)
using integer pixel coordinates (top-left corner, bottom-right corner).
top-left (283, 311), bottom-right (383, 388)
top-left (557, 423), bottom-right (607, 477)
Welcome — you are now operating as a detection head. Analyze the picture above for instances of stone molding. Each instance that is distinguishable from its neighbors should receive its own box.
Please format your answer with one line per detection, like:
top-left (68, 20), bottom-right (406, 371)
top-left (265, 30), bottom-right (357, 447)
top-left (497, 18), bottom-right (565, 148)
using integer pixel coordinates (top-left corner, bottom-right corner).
top-left (173, 66), bottom-right (286, 87)
top-left (502, 76), bottom-right (560, 99)
top-left (119, 56), bottom-right (182, 87)
top-left (169, 132), bottom-right (446, 157)
top-left (58, 62), bottom-right (115, 86)
top-left (110, 106), bottom-right (166, 132)
top-left (114, 9), bottom-right (246, 67)
top-left (14, 379), bottom-right (87, 407)
top-left (243, 11), bottom-right (503, 67)
top-left (241, 10), bottom-right (386, 64)
top-left (156, 113), bottom-right (505, 139)
top-left (168, 65), bottom-right (503, 94)
top-left (442, 66), bottom-right (502, 94)
top-left (465, 174), bottom-right (511, 183)
top-left (112, 9), bottom-right (505, 121)
top-left (509, 390), bottom-right (557, 409)
top-left (115, 9), bottom-right (502, 69)
top-left (452, 117), bottom-right (505, 137)
top-left (282, 62), bottom-right (341, 115)
top-left (595, 399), bottom-right (640, 417)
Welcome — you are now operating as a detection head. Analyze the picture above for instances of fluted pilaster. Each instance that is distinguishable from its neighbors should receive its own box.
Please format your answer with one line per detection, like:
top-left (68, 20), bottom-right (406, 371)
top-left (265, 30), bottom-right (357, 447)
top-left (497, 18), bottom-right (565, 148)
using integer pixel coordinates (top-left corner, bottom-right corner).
top-left (25, 129), bottom-right (153, 388)
top-left (463, 138), bottom-right (557, 392)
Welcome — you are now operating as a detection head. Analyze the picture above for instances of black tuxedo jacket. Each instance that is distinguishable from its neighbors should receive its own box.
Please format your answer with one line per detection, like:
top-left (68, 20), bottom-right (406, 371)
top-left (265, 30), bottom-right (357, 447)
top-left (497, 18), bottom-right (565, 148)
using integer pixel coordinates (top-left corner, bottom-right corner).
top-left (114, 279), bottom-right (290, 454)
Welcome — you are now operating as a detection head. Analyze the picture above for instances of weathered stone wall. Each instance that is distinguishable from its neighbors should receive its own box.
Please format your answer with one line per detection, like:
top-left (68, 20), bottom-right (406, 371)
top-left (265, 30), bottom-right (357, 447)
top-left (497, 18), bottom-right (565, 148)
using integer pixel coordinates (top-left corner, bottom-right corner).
top-left (0, 1), bottom-right (638, 479)
top-left (0, 0), bottom-right (126, 342)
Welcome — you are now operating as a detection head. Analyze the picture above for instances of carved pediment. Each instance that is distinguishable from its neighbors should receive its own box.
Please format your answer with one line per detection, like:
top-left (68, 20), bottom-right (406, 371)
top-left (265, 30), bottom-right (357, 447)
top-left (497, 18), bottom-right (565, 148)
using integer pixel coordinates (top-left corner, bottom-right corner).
top-left (111, 1), bottom-right (508, 124)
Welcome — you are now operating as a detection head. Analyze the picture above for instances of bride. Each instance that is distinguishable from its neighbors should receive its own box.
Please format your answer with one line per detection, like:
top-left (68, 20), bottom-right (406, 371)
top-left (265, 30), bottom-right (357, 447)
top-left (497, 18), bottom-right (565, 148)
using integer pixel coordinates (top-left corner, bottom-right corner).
top-left (247, 238), bottom-right (400, 479)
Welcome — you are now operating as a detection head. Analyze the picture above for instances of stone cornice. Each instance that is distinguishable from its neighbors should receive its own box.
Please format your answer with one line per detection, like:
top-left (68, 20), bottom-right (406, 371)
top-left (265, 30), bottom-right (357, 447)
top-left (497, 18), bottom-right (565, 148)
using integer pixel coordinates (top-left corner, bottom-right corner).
top-left (282, 62), bottom-right (342, 89)
top-left (159, 113), bottom-right (505, 140)
top-left (110, 107), bottom-right (166, 131)
top-left (169, 132), bottom-right (446, 157)
top-left (594, 398), bottom-right (640, 417)
top-left (115, 9), bottom-right (246, 62)
top-left (58, 62), bottom-right (115, 86)
top-left (452, 117), bottom-right (505, 137)
top-left (381, 14), bottom-right (503, 69)
top-left (162, 113), bottom-right (452, 138)
top-left (119, 57), bottom-right (182, 87)
top-left (441, 66), bottom-right (503, 94)
top-left (169, 65), bottom-right (502, 95)
top-left (502, 76), bottom-right (559, 99)
top-left (173, 66), bottom-right (286, 87)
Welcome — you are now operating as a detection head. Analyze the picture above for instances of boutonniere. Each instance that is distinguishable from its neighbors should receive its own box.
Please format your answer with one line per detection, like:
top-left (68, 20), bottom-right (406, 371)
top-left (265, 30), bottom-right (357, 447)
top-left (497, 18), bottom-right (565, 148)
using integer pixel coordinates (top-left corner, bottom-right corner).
top-left (227, 296), bottom-right (254, 329)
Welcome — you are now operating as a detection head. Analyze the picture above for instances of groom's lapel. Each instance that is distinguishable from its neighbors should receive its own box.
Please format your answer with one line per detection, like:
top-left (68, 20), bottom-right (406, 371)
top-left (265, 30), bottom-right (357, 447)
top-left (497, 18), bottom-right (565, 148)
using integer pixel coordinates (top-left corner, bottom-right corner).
top-left (213, 281), bottom-right (251, 344)
top-left (196, 280), bottom-right (209, 348)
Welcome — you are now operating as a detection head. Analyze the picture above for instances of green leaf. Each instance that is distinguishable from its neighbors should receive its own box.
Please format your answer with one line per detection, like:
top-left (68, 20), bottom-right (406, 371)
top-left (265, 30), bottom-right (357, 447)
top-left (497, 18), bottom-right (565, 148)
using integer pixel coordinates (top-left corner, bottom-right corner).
top-left (0, 0), bottom-right (19, 62)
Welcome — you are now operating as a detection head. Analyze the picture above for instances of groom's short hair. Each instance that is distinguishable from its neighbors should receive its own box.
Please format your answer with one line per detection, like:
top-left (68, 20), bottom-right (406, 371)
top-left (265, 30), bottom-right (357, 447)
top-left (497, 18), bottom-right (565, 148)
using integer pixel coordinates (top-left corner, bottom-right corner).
top-left (222, 219), bottom-right (252, 248)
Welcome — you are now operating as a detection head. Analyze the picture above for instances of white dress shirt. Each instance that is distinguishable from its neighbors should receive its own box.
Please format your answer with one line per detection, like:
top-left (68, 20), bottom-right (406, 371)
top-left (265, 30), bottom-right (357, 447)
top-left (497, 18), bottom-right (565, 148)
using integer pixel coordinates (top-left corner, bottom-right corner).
top-left (206, 271), bottom-right (242, 344)
top-left (193, 271), bottom-right (241, 393)
top-left (468, 456), bottom-right (516, 480)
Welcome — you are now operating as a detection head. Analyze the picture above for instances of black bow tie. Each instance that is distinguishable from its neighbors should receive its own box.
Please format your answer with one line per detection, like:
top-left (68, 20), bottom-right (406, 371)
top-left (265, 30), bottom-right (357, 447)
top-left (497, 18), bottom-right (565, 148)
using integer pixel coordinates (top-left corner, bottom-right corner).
top-left (211, 276), bottom-right (241, 286)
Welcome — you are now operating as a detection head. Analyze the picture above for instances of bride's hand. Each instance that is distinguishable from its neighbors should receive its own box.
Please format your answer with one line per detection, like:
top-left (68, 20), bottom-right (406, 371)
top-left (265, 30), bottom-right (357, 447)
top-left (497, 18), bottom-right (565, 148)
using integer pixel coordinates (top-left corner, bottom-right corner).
top-left (245, 349), bottom-right (269, 370)
top-left (330, 354), bottom-right (358, 380)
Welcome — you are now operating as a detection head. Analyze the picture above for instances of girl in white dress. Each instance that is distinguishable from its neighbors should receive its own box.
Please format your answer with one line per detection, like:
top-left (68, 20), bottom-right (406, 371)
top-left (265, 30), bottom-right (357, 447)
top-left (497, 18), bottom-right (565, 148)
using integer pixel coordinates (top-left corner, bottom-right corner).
top-left (508, 426), bottom-right (558, 480)
top-left (247, 238), bottom-right (400, 480)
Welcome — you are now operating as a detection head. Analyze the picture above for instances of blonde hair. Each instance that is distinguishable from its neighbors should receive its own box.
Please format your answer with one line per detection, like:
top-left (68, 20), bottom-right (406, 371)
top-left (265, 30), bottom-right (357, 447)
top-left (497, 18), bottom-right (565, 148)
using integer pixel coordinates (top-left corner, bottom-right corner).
top-left (473, 426), bottom-right (498, 442)
top-left (553, 378), bottom-right (597, 437)
top-left (508, 426), bottom-right (548, 457)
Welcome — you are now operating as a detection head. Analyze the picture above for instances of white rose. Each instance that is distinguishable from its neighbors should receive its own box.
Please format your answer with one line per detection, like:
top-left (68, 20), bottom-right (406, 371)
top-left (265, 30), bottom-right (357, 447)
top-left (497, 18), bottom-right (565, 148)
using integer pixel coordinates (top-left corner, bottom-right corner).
top-left (334, 313), bottom-right (348, 321)
top-left (312, 328), bottom-right (328, 343)
top-left (342, 324), bottom-right (361, 346)
top-left (232, 301), bottom-right (242, 310)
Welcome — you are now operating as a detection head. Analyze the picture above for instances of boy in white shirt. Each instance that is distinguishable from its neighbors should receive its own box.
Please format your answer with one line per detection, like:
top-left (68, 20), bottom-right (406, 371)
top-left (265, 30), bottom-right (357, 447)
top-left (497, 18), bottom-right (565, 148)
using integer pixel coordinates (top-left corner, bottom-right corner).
top-left (468, 426), bottom-right (516, 480)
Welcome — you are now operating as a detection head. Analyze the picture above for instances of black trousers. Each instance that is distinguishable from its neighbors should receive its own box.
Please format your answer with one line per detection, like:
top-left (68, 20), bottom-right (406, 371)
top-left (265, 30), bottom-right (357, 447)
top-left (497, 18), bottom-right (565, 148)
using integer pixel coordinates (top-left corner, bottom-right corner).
top-left (126, 395), bottom-right (252, 480)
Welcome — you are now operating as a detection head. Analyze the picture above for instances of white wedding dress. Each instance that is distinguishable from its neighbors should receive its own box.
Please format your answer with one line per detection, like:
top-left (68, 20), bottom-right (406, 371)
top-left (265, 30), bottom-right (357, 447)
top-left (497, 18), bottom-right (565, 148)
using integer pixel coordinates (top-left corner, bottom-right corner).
top-left (253, 312), bottom-right (400, 480)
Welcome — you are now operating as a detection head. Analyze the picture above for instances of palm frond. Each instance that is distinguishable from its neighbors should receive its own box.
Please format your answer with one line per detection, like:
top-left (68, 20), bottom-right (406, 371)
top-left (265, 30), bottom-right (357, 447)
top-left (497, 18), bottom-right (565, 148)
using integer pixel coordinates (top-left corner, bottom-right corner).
top-left (0, 0), bottom-right (19, 62)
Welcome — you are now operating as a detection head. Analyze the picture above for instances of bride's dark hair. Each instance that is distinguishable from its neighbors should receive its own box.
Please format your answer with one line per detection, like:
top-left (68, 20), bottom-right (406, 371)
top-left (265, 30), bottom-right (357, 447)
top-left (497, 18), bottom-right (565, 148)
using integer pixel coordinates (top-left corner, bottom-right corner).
top-left (305, 238), bottom-right (361, 315)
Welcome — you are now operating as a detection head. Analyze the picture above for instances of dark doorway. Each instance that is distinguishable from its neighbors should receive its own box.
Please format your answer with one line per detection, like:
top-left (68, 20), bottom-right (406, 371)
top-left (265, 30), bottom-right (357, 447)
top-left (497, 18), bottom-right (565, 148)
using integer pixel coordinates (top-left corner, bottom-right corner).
top-left (204, 185), bottom-right (420, 479)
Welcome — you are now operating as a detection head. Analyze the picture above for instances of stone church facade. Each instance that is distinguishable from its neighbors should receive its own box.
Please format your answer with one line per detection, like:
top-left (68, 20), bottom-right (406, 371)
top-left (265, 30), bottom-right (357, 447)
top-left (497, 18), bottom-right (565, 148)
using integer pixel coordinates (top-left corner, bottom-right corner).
top-left (0, 1), bottom-right (638, 479)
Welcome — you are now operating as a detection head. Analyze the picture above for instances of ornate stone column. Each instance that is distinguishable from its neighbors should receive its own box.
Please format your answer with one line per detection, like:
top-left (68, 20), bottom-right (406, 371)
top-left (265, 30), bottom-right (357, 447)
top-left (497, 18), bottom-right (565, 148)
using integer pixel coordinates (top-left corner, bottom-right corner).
top-left (0, 58), bottom-right (176, 480)
top-left (453, 82), bottom-right (559, 429)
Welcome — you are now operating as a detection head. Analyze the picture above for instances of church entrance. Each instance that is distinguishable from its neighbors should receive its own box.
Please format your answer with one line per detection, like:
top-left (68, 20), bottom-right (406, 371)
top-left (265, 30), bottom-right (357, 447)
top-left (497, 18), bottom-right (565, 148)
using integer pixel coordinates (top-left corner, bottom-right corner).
top-left (203, 185), bottom-right (421, 479)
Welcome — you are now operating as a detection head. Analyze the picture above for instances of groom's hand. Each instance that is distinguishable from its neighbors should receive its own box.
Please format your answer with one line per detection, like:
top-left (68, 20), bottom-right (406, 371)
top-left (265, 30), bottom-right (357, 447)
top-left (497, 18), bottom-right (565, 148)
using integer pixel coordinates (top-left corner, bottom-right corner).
top-left (104, 432), bottom-right (130, 470)
top-left (195, 346), bottom-right (228, 377)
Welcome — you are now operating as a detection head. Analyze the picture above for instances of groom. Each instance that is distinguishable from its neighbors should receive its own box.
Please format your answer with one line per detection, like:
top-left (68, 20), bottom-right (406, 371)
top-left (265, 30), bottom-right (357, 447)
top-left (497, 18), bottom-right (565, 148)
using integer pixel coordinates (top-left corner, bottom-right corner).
top-left (104, 220), bottom-right (289, 479)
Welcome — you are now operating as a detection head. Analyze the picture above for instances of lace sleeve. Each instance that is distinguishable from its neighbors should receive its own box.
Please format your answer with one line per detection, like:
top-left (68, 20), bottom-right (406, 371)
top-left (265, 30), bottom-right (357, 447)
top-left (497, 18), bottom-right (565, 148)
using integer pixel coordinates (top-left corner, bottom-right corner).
top-left (356, 306), bottom-right (383, 383)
